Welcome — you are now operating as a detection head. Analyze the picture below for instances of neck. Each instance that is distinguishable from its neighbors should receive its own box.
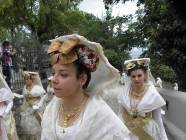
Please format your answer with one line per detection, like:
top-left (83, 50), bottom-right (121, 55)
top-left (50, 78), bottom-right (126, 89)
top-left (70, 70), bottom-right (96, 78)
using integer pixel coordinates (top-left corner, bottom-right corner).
top-left (26, 83), bottom-right (33, 89)
top-left (62, 90), bottom-right (88, 111)
top-left (132, 84), bottom-right (145, 93)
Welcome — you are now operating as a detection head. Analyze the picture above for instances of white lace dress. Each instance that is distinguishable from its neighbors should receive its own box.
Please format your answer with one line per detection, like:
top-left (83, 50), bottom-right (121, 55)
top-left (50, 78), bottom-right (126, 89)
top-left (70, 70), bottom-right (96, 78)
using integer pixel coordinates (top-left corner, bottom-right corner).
top-left (41, 96), bottom-right (131, 140)
top-left (55, 112), bottom-right (81, 140)
top-left (19, 85), bottom-right (45, 140)
top-left (118, 82), bottom-right (168, 140)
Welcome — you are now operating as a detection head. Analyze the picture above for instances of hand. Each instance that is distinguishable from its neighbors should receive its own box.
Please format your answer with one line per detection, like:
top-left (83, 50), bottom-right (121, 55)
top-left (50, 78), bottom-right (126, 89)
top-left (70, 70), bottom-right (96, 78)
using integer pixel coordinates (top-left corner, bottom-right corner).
top-left (13, 93), bottom-right (24, 99)
top-left (32, 105), bottom-right (39, 110)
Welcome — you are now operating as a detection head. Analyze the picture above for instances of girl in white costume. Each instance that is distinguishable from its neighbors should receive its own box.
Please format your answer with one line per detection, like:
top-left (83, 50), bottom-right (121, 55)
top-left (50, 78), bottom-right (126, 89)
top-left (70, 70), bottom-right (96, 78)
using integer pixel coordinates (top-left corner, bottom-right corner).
top-left (41, 34), bottom-right (131, 140)
top-left (0, 72), bottom-right (19, 140)
top-left (118, 58), bottom-right (168, 140)
top-left (18, 71), bottom-right (46, 140)
top-left (45, 76), bottom-right (54, 104)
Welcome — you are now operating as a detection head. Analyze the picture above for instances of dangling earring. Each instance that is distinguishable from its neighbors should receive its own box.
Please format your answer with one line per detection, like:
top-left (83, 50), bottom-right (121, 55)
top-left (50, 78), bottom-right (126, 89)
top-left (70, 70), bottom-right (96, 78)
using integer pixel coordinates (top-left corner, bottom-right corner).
top-left (80, 84), bottom-right (84, 92)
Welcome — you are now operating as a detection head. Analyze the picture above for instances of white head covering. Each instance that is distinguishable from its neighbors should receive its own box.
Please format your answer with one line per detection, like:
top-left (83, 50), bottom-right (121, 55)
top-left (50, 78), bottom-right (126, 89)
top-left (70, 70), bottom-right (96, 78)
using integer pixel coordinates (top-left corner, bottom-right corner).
top-left (123, 58), bottom-right (155, 85)
top-left (50, 34), bottom-right (119, 96)
top-left (0, 73), bottom-right (13, 102)
top-left (23, 71), bottom-right (44, 88)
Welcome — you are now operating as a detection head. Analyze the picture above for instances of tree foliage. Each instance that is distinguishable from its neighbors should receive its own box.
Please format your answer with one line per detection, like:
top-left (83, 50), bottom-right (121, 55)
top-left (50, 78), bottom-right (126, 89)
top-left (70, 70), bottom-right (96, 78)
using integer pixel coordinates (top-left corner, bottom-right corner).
top-left (0, 0), bottom-right (132, 72)
top-left (104, 0), bottom-right (186, 89)
top-left (139, 0), bottom-right (186, 89)
top-left (0, 0), bottom-right (83, 42)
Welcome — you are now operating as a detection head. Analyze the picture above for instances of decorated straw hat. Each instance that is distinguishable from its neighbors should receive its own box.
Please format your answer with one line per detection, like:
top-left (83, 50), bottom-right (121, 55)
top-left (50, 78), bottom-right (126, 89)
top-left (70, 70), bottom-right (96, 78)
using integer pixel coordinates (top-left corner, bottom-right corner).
top-left (48, 34), bottom-right (119, 95)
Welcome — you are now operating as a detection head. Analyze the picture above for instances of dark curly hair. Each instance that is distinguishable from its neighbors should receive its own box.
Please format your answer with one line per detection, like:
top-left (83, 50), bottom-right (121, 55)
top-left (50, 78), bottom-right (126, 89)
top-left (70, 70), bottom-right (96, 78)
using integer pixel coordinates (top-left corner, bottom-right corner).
top-left (73, 60), bottom-right (91, 89)
top-left (2, 41), bottom-right (11, 48)
top-left (127, 64), bottom-right (148, 76)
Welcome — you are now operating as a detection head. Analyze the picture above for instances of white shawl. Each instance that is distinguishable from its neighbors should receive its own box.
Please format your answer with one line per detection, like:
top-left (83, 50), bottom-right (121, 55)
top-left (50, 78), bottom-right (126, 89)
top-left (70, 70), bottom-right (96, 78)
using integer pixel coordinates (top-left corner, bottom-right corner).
top-left (118, 82), bottom-right (166, 113)
top-left (41, 95), bottom-right (130, 140)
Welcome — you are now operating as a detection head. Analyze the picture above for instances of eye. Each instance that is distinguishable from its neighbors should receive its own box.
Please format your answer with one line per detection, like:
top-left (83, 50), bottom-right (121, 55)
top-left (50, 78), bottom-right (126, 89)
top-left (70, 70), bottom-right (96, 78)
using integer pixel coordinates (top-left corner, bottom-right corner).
top-left (51, 69), bottom-right (55, 75)
top-left (131, 75), bottom-right (136, 78)
top-left (60, 73), bottom-right (68, 77)
top-left (52, 72), bottom-right (55, 76)
top-left (137, 74), bottom-right (142, 77)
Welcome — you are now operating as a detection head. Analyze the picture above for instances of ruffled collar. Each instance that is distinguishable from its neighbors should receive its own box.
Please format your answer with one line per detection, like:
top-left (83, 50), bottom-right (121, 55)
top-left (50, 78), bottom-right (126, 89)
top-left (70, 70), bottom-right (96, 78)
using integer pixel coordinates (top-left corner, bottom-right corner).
top-left (119, 82), bottom-right (166, 113)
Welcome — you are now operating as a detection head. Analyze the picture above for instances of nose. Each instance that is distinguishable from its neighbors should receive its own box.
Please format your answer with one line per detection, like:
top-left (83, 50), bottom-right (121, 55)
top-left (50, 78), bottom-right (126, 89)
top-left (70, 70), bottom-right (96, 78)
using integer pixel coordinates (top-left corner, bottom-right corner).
top-left (51, 74), bottom-right (58, 84)
top-left (134, 76), bottom-right (139, 82)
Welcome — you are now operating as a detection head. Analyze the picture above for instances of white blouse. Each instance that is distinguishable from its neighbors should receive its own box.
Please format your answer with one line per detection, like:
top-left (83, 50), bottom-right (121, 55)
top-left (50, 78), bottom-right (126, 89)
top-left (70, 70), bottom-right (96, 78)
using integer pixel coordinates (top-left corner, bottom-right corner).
top-left (56, 116), bottom-right (81, 140)
top-left (118, 82), bottom-right (168, 140)
top-left (41, 96), bottom-right (130, 140)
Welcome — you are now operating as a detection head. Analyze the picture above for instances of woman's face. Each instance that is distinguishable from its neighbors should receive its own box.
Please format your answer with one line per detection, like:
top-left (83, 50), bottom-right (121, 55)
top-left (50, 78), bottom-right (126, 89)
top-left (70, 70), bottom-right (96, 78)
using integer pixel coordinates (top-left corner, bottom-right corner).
top-left (51, 61), bottom-right (86, 98)
top-left (24, 77), bottom-right (33, 86)
top-left (130, 69), bottom-right (146, 87)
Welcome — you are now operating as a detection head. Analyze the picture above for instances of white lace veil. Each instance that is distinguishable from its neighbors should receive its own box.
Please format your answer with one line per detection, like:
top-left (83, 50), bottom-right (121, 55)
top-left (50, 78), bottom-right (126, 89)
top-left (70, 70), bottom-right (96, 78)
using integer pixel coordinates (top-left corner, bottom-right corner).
top-left (0, 72), bottom-right (14, 102)
top-left (50, 34), bottom-right (120, 96)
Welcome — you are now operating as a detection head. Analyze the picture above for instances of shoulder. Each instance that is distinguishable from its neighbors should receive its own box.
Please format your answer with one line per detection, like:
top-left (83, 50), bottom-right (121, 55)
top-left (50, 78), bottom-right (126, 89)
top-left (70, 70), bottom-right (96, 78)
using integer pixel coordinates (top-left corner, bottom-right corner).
top-left (142, 82), bottom-right (166, 110)
top-left (84, 96), bottom-right (130, 133)
top-left (42, 96), bottom-right (60, 126)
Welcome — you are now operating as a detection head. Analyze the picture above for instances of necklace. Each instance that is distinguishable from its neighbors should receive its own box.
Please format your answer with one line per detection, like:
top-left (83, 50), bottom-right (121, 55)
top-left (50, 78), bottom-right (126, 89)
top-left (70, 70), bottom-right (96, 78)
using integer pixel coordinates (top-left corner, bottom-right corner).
top-left (129, 85), bottom-right (148, 118)
top-left (132, 90), bottom-right (145, 97)
top-left (132, 85), bottom-right (146, 97)
top-left (59, 96), bottom-right (87, 131)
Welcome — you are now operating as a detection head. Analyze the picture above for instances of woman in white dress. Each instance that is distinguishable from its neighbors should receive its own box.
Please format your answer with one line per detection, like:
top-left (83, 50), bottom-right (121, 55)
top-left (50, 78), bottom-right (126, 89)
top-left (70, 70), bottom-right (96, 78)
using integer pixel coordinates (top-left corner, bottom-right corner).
top-left (118, 58), bottom-right (168, 140)
top-left (41, 34), bottom-right (131, 140)
top-left (0, 72), bottom-right (19, 140)
top-left (45, 76), bottom-right (54, 104)
top-left (18, 71), bottom-right (46, 140)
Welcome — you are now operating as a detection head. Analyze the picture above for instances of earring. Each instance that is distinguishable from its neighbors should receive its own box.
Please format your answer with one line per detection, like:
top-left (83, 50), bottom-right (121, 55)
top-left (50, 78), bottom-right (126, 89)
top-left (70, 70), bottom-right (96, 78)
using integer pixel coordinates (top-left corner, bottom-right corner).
top-left (80, 84), bottom-right (84, 91)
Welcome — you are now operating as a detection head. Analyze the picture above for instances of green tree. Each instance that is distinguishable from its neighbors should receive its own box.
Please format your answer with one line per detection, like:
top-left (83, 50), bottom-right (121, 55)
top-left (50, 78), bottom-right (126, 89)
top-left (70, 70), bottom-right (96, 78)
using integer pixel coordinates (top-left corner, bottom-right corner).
top-left (0, 0), bottom-right (83, 42)
top-left (104, 0), bottom-right (186, 90)
top-left (139, 0), bottom-right (186, 89)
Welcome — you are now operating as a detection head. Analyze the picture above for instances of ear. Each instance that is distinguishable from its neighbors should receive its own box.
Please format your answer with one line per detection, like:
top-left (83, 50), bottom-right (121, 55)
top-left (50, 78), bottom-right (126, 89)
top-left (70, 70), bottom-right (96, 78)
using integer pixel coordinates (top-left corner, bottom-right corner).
top-left (79, 74), bottom-right (88, 87)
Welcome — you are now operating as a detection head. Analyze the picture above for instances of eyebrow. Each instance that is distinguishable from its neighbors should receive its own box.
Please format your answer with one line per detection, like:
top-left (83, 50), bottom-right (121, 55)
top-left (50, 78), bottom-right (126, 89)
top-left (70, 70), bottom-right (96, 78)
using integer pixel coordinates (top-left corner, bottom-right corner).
top-left (52, 69), bottom-right (69, 72)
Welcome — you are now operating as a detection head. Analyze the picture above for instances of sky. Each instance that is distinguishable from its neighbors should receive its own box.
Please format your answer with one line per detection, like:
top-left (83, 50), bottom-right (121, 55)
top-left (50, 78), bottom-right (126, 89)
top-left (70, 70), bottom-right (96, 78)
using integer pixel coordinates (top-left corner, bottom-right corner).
top-left (78, 0), bottom-right (142, 58)
top-left (79, 0), bottom-right (138, 18)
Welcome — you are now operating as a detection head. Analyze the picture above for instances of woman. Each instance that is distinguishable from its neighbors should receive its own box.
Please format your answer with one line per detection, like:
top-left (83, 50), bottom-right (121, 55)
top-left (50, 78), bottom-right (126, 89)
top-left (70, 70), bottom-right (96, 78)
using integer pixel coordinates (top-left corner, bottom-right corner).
top-left (41, 34), bottom-right (130, 140)
top-left (0, 72), bottom-right (19, 140)
top-left (46, 76), bottom-right (54, 104)
top-left (118, 58), bottom-right (168, 140)
top-left (19, 71), bottom-right (46, 140)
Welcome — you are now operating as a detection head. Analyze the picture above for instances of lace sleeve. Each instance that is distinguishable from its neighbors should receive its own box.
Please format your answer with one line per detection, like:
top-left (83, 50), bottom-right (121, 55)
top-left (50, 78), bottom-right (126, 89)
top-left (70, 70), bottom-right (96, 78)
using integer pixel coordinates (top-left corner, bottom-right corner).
top-left (153, 108), bottom-right (168, 140)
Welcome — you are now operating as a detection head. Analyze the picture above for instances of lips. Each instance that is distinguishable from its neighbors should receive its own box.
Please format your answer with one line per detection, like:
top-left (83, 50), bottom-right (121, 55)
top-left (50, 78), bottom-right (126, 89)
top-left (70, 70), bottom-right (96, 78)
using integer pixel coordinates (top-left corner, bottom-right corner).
top-left (53, 87), bottom-right (62, 91)
top-left (135, 81), bottom-right (140, 84)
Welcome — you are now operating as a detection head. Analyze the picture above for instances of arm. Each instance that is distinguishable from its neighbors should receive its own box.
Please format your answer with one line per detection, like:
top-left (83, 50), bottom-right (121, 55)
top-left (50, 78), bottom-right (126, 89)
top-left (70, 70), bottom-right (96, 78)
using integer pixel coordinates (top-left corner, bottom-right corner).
top-left (13, 93), bottom-right (24, 99)
top-left (4, 101), bottom-right (13, 114)
top-left (153, 108), bottom-right (168, 140)
top-left (33, 94), bottom-right (48, 110)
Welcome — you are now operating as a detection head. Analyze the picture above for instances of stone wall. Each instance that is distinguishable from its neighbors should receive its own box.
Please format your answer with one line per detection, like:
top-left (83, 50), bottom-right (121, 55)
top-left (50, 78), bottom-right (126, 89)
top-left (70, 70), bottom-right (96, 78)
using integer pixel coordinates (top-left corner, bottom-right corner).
top-left (158, 88), bottom-right (186, 140)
